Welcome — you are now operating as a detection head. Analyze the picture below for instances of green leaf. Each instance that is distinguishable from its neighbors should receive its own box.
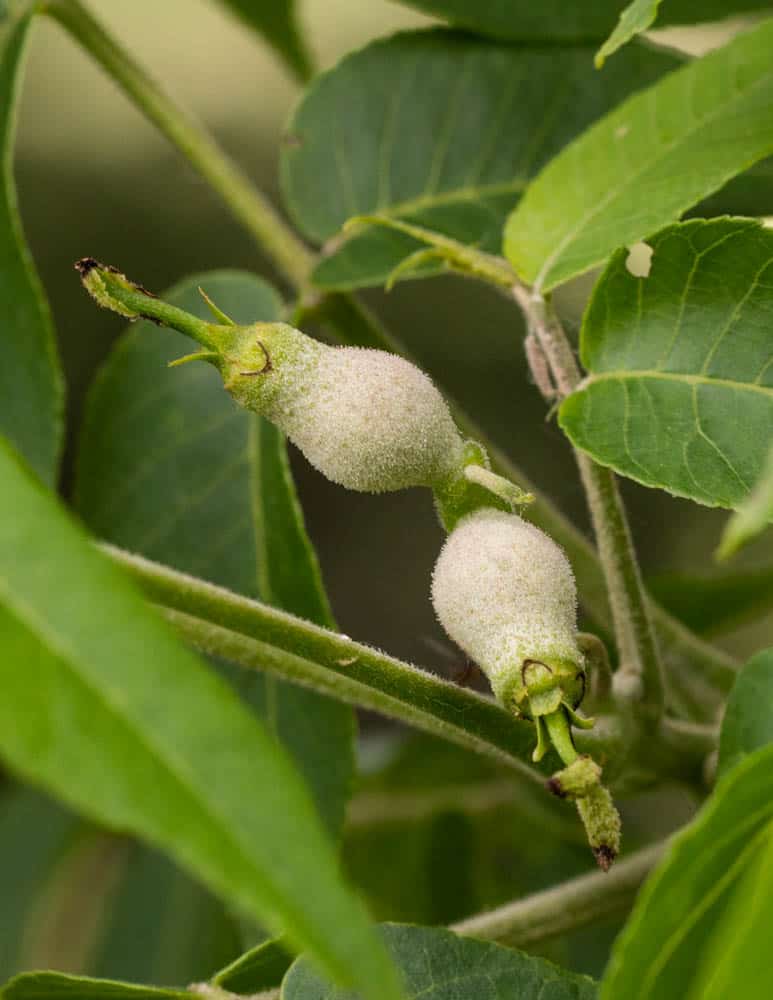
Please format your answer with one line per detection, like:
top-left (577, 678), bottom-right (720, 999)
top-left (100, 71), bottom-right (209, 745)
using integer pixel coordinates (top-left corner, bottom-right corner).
top-left (2, 972), bottom-right (190, 1000)
top-left (0, 4), bottom-right (63, 485)
top-left (718, 443), bottom-right (773, 558)
top-left (687, 825), bottom-right (773, 1000)
top-left (718, 648), bottom-right (773, 778)
top-left (283, 924), bottom-right (597, 999)
top-left (601, 740), bottom-right (773, 999)
top-left (393, 0), bottom-right (773, 42)
top-left (214, 0), bottom-right (312, 81)
top-left (648, 566), bottom-right (773, 637)
top-left (559, 218), bottom-right (773, 511)
top-left (595, 0), bottom-right (662, 68)
top-left (212, 936), bottom-right (292, 994)
top-left (74, 271), bottom-right (353, 839)
top-left (505, 19), bottom-right (773, 291)
top-left (0, 439), bottom-right (403, 1000)
top-left (280, 29), bottom-right (678, 291)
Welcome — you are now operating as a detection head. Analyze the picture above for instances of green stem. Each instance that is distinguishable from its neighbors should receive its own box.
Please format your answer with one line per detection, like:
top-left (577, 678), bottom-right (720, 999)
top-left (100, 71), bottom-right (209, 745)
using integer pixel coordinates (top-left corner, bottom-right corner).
top-left (451, 840), bottom-right (667, 946)
top-left (102, 543), bottom-right (711, 788)
top-left (75, 259), bottom-right (229, 350)
top-left (545, 709), bottom-right (579, 767)
top-left (44, 0), bottom-right (315, 294)
top-left (513, 286), bottom-right (665, 723)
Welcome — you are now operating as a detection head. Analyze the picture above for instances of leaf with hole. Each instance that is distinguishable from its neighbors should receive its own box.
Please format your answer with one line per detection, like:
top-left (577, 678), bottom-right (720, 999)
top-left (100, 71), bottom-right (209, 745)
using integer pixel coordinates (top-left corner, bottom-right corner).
top-left (0, 438), bottom-right (403, 1000)
top-left (280, 29), bottom-right (678, 291)
top-left (505, 19), bottom-right (773, 290)
top-left (559, 218), bottom-right (773, 511)
top-left (283, 923), bottom-right (597, 1000)
top-left (602, 741), bottom-right (773, 999)
top-left (0, 4), bottom-right (63, 485)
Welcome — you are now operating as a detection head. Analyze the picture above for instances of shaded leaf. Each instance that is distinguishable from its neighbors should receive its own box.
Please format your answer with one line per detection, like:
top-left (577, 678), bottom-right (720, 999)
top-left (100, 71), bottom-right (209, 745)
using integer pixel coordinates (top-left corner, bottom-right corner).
top-left (505, 19), bottom-right (773, 290)
top-left (2, 972), bottom-right (189, 1000)
top-left (601, 741), bottom-right (773, 999)
top-left (215, 0), bottom-right (312, 81)
top-left (595, 0), bottom-right (661, 68)
top-left (280, 29), bottom-right (678, 291)
top-left (648, 566), bottom-right (773, 637)
top-left (718, 648), bottom-right (773, 778)
top-left (284, 923), bottom-right (597, 999)
top-left (0, 4), bottom-right (63, 485)
top-left (0, 439), bottom-right (402, 1000)
top-left (212, 936), bottom-right (292, 994)
top-left (718, 443), bottom-right (773, 558)
top-left (393, 0), bottom-right (773, 42)
top-left (74, 271), bottom-right (353, 838)
top-left (559, 218), bottom-right (773, 510)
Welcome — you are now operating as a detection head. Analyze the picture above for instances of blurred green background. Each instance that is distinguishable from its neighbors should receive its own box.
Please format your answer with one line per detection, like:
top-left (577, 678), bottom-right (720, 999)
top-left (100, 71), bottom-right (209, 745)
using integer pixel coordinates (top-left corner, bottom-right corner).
top-left (4, 0), bottom-right (772, 986)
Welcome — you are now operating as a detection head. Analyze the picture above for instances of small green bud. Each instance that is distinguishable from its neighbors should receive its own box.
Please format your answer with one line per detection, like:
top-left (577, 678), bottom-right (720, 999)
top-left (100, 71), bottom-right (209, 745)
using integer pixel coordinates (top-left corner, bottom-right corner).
top-left (431, 508), bottom-right (585, 717)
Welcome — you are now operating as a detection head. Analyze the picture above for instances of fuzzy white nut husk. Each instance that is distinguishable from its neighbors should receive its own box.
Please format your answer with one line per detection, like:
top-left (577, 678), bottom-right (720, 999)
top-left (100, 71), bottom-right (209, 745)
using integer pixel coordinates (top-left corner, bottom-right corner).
top-left (268, 345), bottom-right (465, 493)
top-left (431, 509), bottom-right (582, 704)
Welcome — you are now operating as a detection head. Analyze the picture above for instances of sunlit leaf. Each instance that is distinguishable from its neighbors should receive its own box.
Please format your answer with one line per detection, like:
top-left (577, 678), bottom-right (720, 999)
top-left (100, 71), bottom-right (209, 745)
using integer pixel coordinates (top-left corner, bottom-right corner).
top-left (0, 438), bottom-right (402, 1000)
top-left (505, 19), bottom-right (773, 290)
top-left (601, 741), bottom-right (773, 999)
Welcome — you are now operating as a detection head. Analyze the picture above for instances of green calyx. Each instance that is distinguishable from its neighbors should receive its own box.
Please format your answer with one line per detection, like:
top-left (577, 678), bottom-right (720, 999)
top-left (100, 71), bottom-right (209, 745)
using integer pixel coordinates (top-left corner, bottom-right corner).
top-left (501, 658), bottom-right (590, 741)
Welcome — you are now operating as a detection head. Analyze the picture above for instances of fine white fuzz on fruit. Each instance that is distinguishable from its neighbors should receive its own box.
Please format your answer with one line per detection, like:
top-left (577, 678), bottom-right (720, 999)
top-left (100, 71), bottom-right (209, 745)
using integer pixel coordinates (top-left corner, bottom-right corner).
top-left (265, 345), bottom-right (465, 493)
top-left (431, 508), bottom-right (582, 706)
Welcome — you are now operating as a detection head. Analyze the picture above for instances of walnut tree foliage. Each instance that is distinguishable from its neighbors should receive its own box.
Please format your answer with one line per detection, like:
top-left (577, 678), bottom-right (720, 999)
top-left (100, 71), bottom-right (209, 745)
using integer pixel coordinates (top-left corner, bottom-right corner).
top-left (1, 2), bottom-right (773, 999)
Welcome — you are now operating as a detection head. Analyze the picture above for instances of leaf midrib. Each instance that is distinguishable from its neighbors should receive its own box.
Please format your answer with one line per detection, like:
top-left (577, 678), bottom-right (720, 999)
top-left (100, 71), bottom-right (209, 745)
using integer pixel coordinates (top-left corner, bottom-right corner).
top-left (535, 26), bottom-right (773, 288)
top-left (580, 369), bottom-right (773, 398)
top-left (343, 178), bottom-right (526, 232)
